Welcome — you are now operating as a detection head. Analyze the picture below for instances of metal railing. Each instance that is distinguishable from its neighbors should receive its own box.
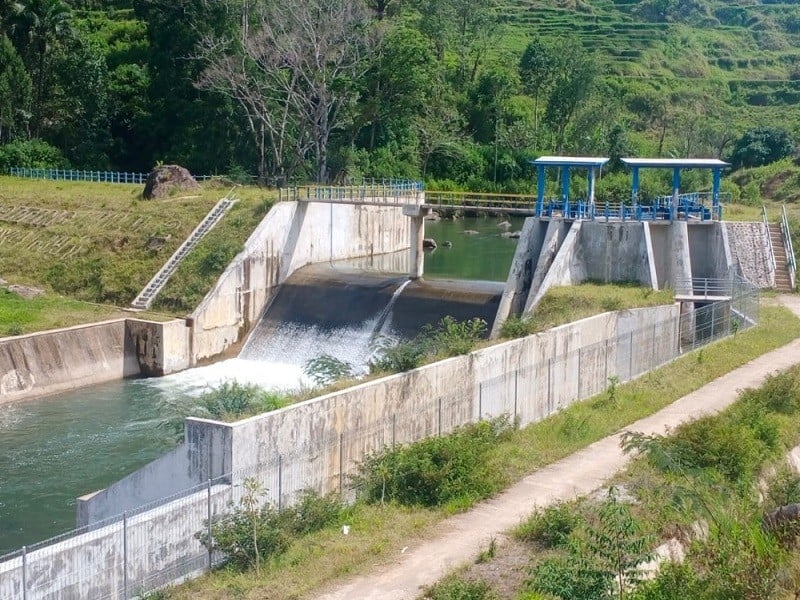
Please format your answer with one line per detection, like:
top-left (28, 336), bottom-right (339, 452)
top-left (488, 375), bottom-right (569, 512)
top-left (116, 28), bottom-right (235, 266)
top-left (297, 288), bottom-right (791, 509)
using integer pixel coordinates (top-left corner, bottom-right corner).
top-left (7, 167), bottom-right (219, 184)
top-left (762, 205), bottom-right (777, 283)
top-left (673, 277), bottom-right (735, 299)
top-left (424, 190), bottom-right (536, 213)
top-left (280, 180), bottom-right (423, 205)
top-left (781, 204), bottom-right (797, 291)
top-left (0, 292), bottom-right (761, 600)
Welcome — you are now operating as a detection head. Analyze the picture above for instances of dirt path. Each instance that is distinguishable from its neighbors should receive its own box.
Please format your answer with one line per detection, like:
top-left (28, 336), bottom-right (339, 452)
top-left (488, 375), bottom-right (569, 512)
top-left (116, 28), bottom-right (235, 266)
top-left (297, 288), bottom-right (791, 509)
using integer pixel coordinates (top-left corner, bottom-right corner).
top-left (314, 296), bottom-right (800, 600)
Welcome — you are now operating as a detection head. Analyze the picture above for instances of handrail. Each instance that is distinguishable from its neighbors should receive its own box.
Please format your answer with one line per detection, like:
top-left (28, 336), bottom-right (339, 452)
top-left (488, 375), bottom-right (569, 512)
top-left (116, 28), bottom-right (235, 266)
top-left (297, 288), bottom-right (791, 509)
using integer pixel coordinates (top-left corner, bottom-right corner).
top-left (781, 204), bottom-right (797, 290)
top-left (762, 204), bottom-right (777, 285)
top-left (672, 277), bottom-right (734, 298)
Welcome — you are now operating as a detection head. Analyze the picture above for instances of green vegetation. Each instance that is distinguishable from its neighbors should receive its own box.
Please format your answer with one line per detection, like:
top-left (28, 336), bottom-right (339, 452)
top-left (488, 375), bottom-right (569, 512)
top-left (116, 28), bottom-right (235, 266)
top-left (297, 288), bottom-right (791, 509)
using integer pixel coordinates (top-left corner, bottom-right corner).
top-left (432, 367), bottom-right (800, 599)
top-left (370, 316), bottom-right (487, 373)
top-left (0, 178), bottom-right (275, 313)
top-left (501, 283), bottom-right (674, 339)
top-left (166, 305), bottom-right (800, 599)
top-left (0, 286), bottom-right (167, 335)
top-left (2, 0), bottom-right (800, 193)
top-left (353, 418), bottom-right (513, 511)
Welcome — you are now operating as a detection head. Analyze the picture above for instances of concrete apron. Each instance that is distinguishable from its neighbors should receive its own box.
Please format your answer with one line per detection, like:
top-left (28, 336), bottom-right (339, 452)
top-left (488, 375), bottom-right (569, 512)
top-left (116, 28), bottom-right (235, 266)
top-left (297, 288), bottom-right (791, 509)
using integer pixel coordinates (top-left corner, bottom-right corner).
top-left (316, 332), bottom-right (800, 600)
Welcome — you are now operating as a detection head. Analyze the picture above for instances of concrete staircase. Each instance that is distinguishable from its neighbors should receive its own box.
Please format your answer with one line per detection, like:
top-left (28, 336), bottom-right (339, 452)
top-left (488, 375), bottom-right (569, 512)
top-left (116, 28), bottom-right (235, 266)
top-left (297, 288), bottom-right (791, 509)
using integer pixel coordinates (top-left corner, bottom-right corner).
top-left (769, 223), bottom-right (794, 293)
top-left (131, 196), bottom-right (238, 310)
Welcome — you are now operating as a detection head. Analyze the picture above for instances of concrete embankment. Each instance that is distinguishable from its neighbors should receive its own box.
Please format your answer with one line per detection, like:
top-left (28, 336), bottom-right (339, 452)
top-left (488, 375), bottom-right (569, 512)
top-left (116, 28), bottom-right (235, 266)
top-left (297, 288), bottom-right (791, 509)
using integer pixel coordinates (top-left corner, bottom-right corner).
top-left (0, 318), bottom-right (191, 403)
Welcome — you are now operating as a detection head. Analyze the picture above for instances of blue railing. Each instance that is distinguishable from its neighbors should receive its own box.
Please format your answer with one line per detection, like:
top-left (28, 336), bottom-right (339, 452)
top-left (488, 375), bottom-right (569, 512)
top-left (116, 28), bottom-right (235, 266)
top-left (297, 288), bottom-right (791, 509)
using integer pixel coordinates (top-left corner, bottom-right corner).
top-left (538, 191), bottom-right (727, 222)
top-left (8, 167), bottom-right (217, 184)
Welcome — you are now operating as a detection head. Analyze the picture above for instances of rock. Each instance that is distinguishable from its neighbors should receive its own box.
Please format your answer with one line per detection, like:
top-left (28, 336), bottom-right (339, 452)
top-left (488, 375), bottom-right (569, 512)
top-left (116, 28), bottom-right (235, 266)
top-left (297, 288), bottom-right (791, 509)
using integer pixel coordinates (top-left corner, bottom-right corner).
top-left (497, 220), bottom-right (512, 229)
top-left (0, 278), bottom-right (6, 286)
top-left (6, 284), bottom-right (44, 299)
top-left (500, 230), bottom-right (522, 239)
top-left (425, 211), bottom-right (442, 222)
top-left (463, 230), bottom-right (480, 235)
top-left (443, 241), bottom-right (453, 248)
top-left (142, 165), bottom-right (200, 200)
top-left (422, 238), bottom-right (438, 249)
top-left (146, 235), bottom-right (170, 251)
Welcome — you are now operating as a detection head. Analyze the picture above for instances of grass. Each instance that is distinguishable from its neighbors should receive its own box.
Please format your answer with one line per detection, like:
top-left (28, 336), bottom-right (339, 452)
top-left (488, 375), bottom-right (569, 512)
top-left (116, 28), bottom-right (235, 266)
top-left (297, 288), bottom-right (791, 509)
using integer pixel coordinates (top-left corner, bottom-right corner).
top-left (0, 287), bottom-right (169, 336)
top-left (167, 304), bottom-right (800, 599)
top-left (0, 177), bottom-right (274, 313)
top-left (501, 283), bottom-right (674, 338)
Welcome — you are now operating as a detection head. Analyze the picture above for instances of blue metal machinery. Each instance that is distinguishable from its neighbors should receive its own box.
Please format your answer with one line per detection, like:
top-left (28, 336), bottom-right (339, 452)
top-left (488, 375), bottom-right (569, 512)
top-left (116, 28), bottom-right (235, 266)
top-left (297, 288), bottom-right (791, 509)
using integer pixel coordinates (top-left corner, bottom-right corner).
top-left (530, 156), bottom-right (730, 221)
top-left (620, 158), bottom-right (729, 222)
top-left (530, 156), bottom-right (610, 219)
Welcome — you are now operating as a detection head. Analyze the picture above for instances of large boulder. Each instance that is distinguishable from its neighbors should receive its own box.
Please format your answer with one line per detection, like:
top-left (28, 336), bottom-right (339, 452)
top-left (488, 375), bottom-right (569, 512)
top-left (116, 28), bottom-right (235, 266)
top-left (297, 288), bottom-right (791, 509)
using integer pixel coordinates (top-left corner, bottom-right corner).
top-left (142, 165), bottom-right (200, 199)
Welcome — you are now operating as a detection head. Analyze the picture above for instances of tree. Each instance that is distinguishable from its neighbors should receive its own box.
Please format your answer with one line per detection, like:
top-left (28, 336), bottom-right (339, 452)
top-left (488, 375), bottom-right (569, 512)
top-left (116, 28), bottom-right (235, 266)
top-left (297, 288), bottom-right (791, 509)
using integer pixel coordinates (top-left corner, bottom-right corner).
top-left (544, 39), bottom-right (596, 154)
top-left (0, 34), bottom-right (31, 143)
top-left (519, 37), bottom-right (559, 142)
top-left (8, 0), bottom-right (74, 137)
top-left (729, 126), bottom-right (795, 170)
top-left (197, 0), bottom-right (374, 183)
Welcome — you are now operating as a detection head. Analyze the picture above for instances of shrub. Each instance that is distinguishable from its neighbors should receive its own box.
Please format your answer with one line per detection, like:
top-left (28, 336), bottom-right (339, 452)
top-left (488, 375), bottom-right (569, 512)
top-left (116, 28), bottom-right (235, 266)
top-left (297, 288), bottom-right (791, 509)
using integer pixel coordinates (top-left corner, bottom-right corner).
top-left (200, 381), bottom-right (288, 419)
top-left (304, 354), bottom-right (354, 386)
top-left (426, 316), bottom-right (487, 357)
top-left (515, 503), bottom-right (583, 549)
top-left (500, 315), bottom-right (536, 339)
top-left (0, 139), bottom-right (68, 171)
top-left (199, 484), bottom-right (345, 572)
top-left (353, 418), bottom-right (512, 508)
top-left (423, 576), bottom-right (498, 600)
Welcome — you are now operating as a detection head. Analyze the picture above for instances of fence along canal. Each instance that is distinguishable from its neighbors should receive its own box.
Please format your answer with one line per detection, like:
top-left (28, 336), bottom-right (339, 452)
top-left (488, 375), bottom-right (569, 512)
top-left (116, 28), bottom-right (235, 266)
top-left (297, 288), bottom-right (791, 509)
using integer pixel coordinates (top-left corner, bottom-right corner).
top-left (0, 293), bottom-right (759, 599)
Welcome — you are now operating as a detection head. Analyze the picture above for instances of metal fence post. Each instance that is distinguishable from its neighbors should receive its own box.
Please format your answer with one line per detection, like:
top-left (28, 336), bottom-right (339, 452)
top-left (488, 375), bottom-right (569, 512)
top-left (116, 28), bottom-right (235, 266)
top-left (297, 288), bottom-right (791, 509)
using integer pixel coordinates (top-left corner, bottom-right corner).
top-left (123, 512), bottom-right (128, 600)
top-left (629, 330), bottom-right (634, 379)
top-left (21, 546), bottom-right (27, 600)
top-left (514, 370), bottom-right (519, 421)
top-left (338, 433), bottom-right (345, 496)
top-left (711, 302), bottom-right (716, 339)
top-left (277, 455), bottom-right (283, 511)
top-left (207, 479), bottom-right (213, 570)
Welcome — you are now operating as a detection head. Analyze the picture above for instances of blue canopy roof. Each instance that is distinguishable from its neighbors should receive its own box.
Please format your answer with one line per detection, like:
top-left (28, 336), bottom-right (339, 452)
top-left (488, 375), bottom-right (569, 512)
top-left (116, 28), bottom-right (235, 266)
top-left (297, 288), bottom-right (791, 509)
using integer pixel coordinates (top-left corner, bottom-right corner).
top-left (530, 156), bottom-right (610, 169)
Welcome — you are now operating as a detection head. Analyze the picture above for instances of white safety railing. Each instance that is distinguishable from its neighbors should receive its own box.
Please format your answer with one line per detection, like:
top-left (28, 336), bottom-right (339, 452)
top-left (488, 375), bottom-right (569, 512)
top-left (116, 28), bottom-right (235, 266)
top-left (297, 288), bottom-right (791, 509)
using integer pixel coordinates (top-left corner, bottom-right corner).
top-left (781, 204), bottom-right (797, 291)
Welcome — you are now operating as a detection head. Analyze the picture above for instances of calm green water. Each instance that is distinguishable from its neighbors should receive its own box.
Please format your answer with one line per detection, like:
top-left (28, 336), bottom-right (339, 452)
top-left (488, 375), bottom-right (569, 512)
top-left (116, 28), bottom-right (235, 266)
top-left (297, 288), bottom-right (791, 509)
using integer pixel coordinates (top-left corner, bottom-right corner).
top-left (0, 380), bottom-right (175, 555)
top-left (0, 217), bottom-right (522, 555)
top-left (423, 216), bottom-right (523, 281)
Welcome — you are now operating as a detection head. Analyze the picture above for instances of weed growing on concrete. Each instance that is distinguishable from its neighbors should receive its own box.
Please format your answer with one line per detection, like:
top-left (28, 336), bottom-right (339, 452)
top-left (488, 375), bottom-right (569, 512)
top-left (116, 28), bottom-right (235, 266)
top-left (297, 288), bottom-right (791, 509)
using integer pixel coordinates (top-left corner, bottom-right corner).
top-left (303, 353), bottom-right (354, 386)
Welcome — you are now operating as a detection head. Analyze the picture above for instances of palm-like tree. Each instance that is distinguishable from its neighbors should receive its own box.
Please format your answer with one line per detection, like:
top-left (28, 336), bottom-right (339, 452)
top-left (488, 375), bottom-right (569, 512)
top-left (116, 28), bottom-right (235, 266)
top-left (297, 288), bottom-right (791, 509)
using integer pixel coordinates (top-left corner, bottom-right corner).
top-left (8, 0), bottom-right (73, 136)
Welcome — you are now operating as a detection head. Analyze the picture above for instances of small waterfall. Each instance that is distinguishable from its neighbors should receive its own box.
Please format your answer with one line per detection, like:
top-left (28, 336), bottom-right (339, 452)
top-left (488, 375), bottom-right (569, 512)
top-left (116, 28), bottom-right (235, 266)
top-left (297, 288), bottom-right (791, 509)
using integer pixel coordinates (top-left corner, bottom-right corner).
top-left (372, 278), bottom-right (412, 338)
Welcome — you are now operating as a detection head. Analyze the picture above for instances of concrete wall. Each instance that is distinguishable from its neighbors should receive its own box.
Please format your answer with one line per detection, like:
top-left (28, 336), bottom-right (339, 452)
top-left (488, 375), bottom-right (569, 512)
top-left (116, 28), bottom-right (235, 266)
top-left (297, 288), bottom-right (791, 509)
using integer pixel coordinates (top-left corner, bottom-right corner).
top-left (78, 305), bottom-right (680, 525)
top-left (575, 222), bottom-right (655, 286)
top-left (726, 222), bottom-right (774, 288)
top-left (5, 305), bottom-right (682, 598)
top-left (490, 218), bottom-right (546, 338)
top-left (687, 222), bottom-right (734, 280)
top-left (0, 320), bottom-right (138, 403)
top-left (0, 318), bottom-right (191, 403)
top-left (189, 201), bottom-right (412, 363)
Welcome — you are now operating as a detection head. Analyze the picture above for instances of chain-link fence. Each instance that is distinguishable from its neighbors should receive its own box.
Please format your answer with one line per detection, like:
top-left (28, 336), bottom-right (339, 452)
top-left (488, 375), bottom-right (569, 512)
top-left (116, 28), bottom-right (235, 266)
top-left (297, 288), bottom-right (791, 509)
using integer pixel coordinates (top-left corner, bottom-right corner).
top-left (0, 291), bottom-right (760, 599)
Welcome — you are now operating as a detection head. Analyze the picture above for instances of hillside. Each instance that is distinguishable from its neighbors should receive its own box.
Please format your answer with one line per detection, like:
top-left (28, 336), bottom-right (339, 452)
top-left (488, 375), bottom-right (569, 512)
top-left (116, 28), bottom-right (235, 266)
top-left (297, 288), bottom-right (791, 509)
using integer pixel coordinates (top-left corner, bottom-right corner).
top-left (1, 0), bottom-right (798, 193)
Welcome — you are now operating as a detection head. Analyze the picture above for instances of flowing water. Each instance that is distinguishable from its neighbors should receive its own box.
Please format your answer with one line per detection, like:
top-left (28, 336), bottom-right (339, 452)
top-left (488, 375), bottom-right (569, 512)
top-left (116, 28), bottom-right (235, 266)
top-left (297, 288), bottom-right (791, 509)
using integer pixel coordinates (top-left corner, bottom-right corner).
top-left (0, 218), bottom-right (519, 553)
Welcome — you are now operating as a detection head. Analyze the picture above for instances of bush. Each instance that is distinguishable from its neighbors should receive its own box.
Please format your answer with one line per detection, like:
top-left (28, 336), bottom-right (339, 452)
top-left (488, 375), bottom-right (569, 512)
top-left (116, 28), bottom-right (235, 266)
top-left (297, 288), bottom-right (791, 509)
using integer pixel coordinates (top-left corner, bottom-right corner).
top-left (500, 315), bottom-right (536, 339)
top-left (200, 381), bottom-right (288, 420)
top-left (423, 576), bottom-right (498, 600)
top-left (0, 139), bottom-right (69, 172)
top-left (199, 484), bottom-right (345, 572)
top-left (304, 354), bottom-right (354, 386)
top-left (353, 418), bottom-right (513, 508)
top-left (515, 503), bottom-right (583, 549)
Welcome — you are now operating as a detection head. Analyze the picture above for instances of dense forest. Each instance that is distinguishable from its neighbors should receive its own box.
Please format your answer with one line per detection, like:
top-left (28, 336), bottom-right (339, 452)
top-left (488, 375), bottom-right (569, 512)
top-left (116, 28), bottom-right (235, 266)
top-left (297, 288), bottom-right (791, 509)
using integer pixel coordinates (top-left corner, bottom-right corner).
top-left (1, 0), bottom-right (799, 191)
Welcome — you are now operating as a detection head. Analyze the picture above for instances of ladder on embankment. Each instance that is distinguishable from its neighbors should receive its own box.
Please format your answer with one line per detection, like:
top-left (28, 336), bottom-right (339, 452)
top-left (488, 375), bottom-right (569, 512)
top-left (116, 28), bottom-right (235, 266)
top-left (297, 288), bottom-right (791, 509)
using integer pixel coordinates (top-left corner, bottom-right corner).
top-left (131, 194), bottom-right (238, 310)
top-left (769, 222), bottom-right (795, 293)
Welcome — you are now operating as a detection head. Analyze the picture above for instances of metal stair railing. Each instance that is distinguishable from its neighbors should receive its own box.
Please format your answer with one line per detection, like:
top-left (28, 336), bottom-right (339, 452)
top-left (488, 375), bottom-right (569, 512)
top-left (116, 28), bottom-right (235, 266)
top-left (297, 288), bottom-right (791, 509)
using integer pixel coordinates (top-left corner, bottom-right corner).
top-left (673, 277), bottom-right (734, 299)
top-left (781, 204), bottom-right (797, 290)
top-left (762, 204), bottom-right (777, 285)
top-left (131, 190), bottom-right (238, 310)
